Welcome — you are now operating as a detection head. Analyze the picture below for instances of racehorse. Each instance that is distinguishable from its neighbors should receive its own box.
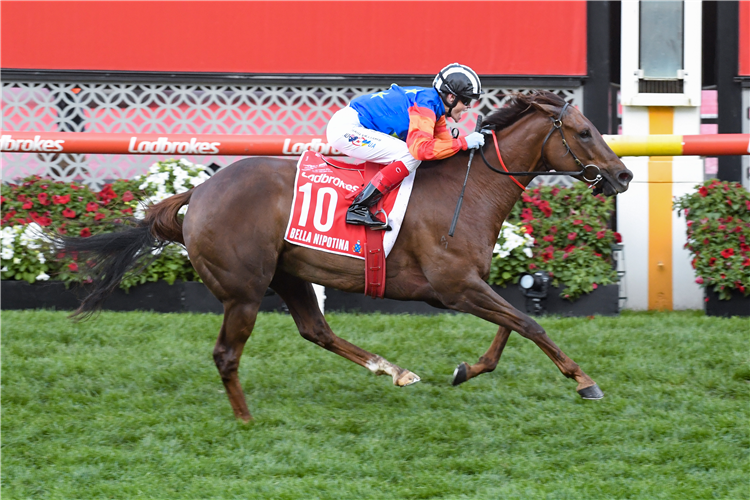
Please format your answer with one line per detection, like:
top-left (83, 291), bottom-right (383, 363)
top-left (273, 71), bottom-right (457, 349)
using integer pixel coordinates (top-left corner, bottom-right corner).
top-left (62, 91), bottom-right (633, 422)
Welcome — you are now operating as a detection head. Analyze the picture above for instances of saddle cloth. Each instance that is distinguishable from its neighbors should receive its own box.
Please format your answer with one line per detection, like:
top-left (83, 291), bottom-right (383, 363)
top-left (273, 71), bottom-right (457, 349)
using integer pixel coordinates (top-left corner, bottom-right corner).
top-left (284, 151), bottom-right (414, 260)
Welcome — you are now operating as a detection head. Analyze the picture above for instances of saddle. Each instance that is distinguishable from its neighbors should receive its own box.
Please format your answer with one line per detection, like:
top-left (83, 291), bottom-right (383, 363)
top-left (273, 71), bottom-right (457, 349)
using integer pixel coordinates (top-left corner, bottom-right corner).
top-left (284, 151), bottom-right (415, 298)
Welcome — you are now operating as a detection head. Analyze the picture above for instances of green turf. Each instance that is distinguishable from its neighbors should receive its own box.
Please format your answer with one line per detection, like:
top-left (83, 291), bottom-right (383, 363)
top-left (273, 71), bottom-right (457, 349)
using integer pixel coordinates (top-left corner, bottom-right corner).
top-left (2, 310), bottom-right (748, 499)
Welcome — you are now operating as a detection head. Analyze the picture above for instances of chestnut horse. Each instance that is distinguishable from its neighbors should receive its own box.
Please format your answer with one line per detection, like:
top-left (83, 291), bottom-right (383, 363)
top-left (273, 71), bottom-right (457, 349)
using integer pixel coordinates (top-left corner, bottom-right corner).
top-left (63, 91), bottom-right (633, 422)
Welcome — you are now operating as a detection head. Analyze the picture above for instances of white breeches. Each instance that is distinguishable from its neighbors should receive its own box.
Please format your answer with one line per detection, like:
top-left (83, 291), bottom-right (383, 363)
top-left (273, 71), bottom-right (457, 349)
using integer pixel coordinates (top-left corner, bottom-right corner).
top-left (326, 106), bottom-right (421, 172)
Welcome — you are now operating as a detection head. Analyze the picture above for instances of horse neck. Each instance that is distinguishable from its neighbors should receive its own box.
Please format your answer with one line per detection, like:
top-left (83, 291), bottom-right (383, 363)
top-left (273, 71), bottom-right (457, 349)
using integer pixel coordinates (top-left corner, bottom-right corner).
top-left (471, 112), bottom-right (549, 235)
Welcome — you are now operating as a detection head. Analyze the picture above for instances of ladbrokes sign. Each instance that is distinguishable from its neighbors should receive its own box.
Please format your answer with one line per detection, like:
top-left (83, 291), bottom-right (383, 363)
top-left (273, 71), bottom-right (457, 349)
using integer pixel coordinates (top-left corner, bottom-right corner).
top-left (1, 132), bottom-right (341, 156)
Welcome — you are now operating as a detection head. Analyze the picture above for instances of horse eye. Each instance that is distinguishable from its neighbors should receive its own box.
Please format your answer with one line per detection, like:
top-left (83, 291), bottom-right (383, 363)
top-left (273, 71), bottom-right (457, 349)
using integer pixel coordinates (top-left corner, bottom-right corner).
top-left (580, 129), bottom-right (591, 138)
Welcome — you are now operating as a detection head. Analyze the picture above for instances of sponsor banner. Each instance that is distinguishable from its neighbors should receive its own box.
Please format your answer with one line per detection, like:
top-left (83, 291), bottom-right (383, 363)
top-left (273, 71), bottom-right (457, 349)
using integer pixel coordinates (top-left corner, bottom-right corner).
top-left (0, 131), bottom-right (342, 156)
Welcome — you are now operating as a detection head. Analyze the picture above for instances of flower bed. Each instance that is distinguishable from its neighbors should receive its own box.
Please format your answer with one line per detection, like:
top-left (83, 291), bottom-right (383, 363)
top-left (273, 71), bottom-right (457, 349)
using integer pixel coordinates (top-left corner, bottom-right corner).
top-left (489, 183), bottom-right (621, 301)
top-left (674, 179), bottom-right (750, 301)
top-left (1, 159), bottom-right (209, 289)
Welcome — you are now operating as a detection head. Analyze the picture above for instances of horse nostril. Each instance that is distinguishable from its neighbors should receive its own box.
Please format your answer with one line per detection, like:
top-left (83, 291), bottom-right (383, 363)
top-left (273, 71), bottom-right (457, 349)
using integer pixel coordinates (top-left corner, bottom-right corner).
top-left (618, 170), bottom-right (633, 185)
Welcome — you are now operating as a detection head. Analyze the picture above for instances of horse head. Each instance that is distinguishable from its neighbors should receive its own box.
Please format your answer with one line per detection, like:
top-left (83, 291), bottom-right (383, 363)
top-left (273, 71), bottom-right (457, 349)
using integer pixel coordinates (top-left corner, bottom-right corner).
top-left (527, 93), bottom-right (633, 196)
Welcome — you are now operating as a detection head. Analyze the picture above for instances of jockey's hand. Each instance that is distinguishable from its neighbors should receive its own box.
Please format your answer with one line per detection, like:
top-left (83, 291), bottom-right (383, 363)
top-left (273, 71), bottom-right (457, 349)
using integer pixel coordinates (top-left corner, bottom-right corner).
top-left (465, 132), bottom-right (485, 149)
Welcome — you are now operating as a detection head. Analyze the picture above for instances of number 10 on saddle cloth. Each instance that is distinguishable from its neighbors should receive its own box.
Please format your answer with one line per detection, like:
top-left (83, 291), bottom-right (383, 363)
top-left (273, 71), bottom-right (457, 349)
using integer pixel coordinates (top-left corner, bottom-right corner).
top-left (284, 151), bottom-right (414, 259)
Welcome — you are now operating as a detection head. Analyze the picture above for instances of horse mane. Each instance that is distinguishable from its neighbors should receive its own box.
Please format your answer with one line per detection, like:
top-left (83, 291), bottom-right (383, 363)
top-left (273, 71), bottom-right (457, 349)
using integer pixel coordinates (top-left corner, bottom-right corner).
top-left (482, 91), bottom-right (567, 130)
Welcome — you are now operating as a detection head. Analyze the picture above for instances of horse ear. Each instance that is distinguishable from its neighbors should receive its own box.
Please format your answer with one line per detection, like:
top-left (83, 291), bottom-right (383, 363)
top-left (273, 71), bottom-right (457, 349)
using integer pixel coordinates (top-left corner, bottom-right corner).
top-left (530, 101), bottom-right (559, 117)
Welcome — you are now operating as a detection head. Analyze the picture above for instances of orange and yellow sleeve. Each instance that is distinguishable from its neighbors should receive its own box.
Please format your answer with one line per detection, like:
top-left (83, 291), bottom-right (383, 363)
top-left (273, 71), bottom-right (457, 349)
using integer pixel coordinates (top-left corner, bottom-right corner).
top-left (406, 106), bottom-right (466, 161)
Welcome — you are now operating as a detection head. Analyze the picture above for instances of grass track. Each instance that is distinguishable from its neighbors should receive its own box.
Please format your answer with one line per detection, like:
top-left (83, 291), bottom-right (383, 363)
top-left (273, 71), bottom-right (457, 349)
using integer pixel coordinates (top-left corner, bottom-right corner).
top-left (2, 310), bottom-right (749, 499)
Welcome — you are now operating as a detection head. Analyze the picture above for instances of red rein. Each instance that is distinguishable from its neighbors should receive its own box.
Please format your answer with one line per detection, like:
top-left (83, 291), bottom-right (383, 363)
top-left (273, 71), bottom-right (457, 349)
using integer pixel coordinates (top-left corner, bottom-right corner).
top-left (491, 130), bottom-right (526, 191)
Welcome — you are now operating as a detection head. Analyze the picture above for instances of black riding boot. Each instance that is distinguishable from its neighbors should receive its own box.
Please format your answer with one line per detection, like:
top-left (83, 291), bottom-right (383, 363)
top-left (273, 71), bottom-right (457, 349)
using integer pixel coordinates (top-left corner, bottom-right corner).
top-left (346, 182), bottom-right (387, 227)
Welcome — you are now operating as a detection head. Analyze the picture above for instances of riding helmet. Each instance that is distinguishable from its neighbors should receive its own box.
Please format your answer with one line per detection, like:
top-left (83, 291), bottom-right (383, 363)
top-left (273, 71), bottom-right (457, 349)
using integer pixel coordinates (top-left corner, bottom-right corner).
top-left (433, 63), bottom-right (484, 102)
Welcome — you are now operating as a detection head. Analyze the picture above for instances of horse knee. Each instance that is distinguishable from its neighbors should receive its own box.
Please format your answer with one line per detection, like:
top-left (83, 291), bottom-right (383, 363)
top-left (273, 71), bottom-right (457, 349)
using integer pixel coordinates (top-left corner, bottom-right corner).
top-left (516, 318), bottom-right (546, 340)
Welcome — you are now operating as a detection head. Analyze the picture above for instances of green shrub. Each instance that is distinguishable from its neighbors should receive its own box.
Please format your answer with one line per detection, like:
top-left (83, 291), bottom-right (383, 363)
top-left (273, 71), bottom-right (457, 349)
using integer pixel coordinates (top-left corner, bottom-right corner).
top-left (0, 159), bottom-right (209, 289)
top-left (489, 182), bottom-right (621, 300)
top-left (674, 179), bottom-right (750, 300)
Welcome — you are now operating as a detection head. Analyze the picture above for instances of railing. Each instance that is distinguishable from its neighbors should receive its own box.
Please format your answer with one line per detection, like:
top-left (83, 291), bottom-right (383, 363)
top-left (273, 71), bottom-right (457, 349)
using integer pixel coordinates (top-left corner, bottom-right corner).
top-left (3, 131), bottom-right (749, 157)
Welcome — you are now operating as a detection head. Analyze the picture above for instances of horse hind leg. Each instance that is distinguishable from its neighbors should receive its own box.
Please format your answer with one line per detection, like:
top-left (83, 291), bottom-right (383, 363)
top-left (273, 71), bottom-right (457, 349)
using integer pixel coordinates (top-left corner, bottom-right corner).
top-left (270, 272), bottom-right (420, 387)
top-left (213, 300), bottom-right (262, 422)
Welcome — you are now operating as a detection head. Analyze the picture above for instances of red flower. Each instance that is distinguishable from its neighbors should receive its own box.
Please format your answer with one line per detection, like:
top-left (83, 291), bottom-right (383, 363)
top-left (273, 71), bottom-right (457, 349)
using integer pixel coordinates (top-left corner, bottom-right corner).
top-left (564, 245), bottom-right (576, 253)
top-left (543, 235), bottom-right (554, 242)
top-left (718, 224), bottom-right (726, 231)
top-left (709, 257), bottom-right (717, 266)
top-left (520, 208), bottom-right (534, 222)
top-left (121, 207), bottom-right (133, 215)
top-left (37, 193), bottom-right (50, 206)
top-left (62, 208), bottom-right (76, 218)
top-left (538, 200), bottom-right (552, 217)
top-left (22, 201), bottom-right (33, 209)
top-left (592, 283), bottom-right (598, 290)
top-left (720, 248), bottom-right (735, 258)
top-left (567, 232), bottom-right (577, 240)
top-left (595, 230), bottom-right (606, 239)
top-left (528, 263), bottom-right (537, 270)
top-left (16, 194), bottom-right (27, 202)
top-left (614, 232), bottom-right (622, 243)
top-left (68, 262), bottom-right (78, 272)
top-left (726, 199), bottom-right (733, 207)
top-left (698, 186), bottom-right (708, 197)
top-left (94, 212), bottom-right (106, 221)
top-left (583, 224), bottom-right (593, 232)
top-left (695, 277), bottom-right (704, 284)
top-left (523, 225), bottom-right (533, 235)
top-left (85, 202), bottom-right (99, 212)
top-left (551, 187), bottom-right (560, 196)
top-left (70, 183), bottom-right (79, 190)
top-left (2, 210), bottom-right (17, 222)
top-left (743, 258), bottom-right (750, 267)
top-left (686, 220), bottom-right (693, 227)
top-left (122, 190), bottom-right (134, 202)
top-left (52, 194), bottom-right (70, 205)
top-left (573, 219), bottom-right (582, 225)
top-left (549, 226), bottom-right (558, 234)
top-left (0, 196), bottom-right (5, 204)
top-left (98, 184), bottom-right (118, 202)
top-left (745, 200), bottom-right (750, 211)
top-left (80, 228), bottom-right (91, 237)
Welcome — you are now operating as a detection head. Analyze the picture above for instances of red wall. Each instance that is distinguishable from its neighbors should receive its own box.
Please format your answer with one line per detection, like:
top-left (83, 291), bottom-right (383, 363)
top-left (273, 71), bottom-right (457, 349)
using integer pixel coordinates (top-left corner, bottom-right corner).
top-left (1, 1), bottom-right (587, 76)
top-left (741, 0), bottom-right (750, 76)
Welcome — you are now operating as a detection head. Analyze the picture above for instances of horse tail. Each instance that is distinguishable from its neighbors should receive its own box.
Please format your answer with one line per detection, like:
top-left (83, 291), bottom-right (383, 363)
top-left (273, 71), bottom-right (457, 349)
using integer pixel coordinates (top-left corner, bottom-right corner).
top-left (61, 189), bottom-right (194, 319)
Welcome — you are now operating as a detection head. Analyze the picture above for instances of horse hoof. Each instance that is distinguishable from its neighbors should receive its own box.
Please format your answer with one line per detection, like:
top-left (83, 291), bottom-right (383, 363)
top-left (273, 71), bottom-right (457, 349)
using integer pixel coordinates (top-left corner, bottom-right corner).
top-left (452, 362), bottom-right (469, 386)
top-left (578, 384), bottom-right (604, 400)
top-left (396, 371), bottom-right (421, 387)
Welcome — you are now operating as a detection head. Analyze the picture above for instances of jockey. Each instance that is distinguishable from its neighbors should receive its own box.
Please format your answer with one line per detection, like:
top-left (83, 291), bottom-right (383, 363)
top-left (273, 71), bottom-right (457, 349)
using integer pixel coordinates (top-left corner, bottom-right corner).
top-left (326, 63), bottom-right (486, 228)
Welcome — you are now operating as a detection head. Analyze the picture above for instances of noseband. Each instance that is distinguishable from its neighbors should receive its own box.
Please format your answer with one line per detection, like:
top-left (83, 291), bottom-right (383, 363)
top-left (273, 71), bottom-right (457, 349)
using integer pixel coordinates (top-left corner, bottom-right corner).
top-left (479, 102), bottom-right (604, 187)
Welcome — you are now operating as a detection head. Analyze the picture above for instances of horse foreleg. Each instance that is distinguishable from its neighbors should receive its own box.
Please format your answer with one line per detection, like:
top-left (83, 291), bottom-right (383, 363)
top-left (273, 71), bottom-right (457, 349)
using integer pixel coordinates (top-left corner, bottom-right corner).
top-left (442, 279), bottom-right (602, 399)
top-left (213, 302), bottom-right (260, 422)
top-left (452, 326), bottom-right (511, 386)
top-left (271, 272), bottom-right (420, 387)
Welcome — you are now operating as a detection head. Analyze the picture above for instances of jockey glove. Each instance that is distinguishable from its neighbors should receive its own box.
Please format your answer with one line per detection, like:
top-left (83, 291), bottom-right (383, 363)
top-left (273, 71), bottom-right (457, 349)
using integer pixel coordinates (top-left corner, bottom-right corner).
top-left (465, 132), bottom-right (485, 149)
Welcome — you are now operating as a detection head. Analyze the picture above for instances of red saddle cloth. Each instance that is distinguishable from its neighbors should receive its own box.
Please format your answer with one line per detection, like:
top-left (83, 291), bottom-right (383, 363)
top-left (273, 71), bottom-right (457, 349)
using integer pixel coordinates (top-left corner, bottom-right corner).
top-left (284, 151), bottom-right (399, 298)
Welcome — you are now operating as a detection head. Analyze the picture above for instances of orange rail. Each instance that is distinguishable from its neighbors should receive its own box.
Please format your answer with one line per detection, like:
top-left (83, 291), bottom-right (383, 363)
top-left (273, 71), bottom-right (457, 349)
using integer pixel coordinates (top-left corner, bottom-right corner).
top-left (2, 131), bottom-right (750, 157)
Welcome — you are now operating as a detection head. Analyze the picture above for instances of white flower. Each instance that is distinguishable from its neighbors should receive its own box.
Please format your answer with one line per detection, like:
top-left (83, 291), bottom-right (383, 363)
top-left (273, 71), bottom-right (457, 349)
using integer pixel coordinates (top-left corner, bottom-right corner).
top-left (1, 246), bottom-right (13, 260)
top-left (494, 222), bottom-right (535, 258)
top-left (1, 266), bottom-right (7, 272)
top-left (35, 271), bottom-right (50, 281)
top-left (13, 257), bottom-right (21, 264)
top-left (37, 252), bottom-right (46, 264)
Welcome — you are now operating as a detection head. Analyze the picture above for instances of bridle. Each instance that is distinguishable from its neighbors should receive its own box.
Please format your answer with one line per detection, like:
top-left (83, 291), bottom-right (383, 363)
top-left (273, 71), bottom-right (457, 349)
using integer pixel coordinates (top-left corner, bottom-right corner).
top-left (478, 102), bottom-right (604, 190)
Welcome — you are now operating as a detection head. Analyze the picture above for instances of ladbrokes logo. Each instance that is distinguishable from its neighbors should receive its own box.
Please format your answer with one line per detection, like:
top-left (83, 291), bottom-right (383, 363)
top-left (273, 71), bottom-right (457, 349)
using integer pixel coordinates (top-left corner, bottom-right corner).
top-left (283, 138), bottom-right (339, 155)
top-left (1, 134), bottom-right (64, 153)
top-left (301, 171), bottom-right (358, 192)
top-left (128, 137), bottom-right (220, 154)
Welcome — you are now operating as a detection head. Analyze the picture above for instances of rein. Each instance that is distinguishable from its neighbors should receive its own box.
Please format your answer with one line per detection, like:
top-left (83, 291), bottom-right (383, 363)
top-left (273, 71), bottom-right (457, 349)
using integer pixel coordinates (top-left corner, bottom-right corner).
top-left (478, 102), bottom-right (604, 189)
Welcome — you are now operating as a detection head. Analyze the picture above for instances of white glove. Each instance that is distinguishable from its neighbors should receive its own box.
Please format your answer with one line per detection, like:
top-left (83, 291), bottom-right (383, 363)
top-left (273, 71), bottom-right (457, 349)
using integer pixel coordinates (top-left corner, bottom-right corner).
top-left (465, 131), bottom-right (485, 149)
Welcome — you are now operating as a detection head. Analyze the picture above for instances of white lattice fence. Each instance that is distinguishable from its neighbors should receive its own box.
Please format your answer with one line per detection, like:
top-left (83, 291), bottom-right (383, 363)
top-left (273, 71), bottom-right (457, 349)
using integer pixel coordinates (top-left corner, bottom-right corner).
top-left (2, 82), bottom-right (582, 189)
